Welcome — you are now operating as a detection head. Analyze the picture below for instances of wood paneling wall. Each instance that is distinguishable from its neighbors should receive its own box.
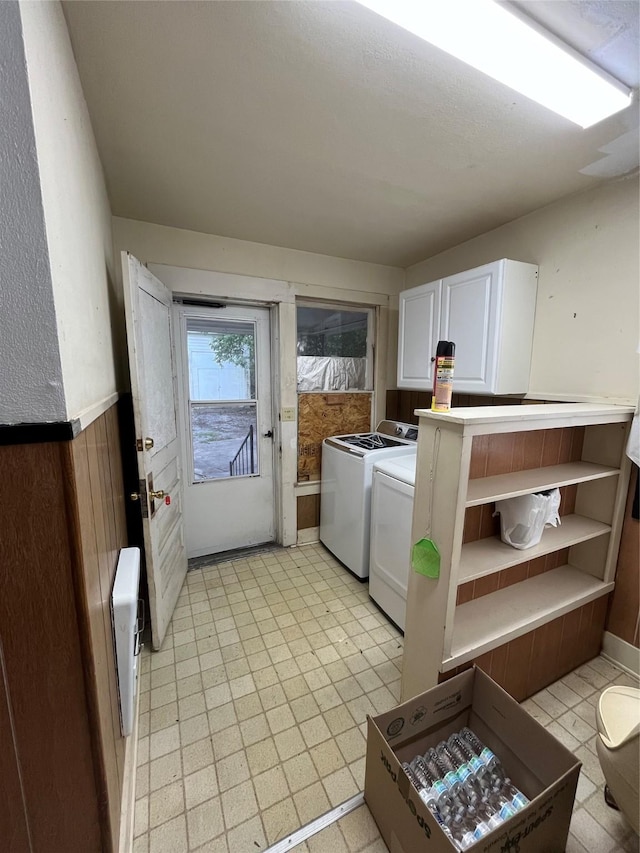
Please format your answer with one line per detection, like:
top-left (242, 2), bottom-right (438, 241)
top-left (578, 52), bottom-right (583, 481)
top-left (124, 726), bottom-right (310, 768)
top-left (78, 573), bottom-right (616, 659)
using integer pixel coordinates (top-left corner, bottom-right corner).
top-left (440, 597), bottom-right (609, 701)
top-left (0, 404), bottom-right (127, 853)
top-left (606, 465), bottom-right (640, 648)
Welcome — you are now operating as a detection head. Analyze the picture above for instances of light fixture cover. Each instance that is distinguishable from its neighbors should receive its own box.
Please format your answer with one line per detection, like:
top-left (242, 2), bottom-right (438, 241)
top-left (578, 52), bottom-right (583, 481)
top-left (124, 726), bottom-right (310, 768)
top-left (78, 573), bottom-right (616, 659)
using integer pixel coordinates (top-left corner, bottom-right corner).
top-left (357, 0), bottom-right (633, 128)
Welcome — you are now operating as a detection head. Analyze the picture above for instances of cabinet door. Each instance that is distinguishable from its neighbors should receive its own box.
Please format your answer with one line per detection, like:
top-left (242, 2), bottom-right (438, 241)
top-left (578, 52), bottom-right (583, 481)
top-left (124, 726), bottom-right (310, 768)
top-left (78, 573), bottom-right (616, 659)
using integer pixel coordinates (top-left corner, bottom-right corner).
top-left (441, 262), bottom-right (501, 394)
top-left (397, 279), bottom-right (441, 389)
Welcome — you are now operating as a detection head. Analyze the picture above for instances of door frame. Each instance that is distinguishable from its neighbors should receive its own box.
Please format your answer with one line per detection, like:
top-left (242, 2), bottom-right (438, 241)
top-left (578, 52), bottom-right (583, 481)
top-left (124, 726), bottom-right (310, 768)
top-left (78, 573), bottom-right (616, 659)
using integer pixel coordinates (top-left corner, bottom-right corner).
top-left (149, 262), bottom-right (394, 549)
top-left (172, 300), bottom-right (277, 556)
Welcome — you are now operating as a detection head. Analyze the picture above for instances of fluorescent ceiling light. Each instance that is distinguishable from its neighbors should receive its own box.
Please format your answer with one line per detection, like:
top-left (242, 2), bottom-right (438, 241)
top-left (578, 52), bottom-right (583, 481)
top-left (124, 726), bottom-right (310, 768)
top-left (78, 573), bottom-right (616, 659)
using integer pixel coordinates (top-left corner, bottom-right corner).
top-left (356, 0), bottom-right (633, 128)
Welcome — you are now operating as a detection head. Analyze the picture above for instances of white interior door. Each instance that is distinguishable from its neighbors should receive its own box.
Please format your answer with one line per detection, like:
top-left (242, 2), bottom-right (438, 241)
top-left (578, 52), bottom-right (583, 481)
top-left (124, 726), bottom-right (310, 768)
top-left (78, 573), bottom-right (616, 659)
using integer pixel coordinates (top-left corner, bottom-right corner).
top-left (122, 252), bottom-right (187, 650)
top-left (174, 304), bottom-right (275, 558)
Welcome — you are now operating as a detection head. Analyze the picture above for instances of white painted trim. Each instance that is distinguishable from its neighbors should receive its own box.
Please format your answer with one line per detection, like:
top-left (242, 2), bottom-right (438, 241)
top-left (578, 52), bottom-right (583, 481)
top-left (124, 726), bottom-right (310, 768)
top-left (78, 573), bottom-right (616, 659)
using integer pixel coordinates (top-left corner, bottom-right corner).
top-left (602, 631), bottom-right (640, 678)
top-left (75, 391), bottom-right (120, 432)
top-left (297, 526), bottom-right (320, 545)
top-left (118, 680), bottom-right (140, 853)
top-left (525, 391), bottom-right (636, 406)
top-left (294, 481), bottom-right (321, 497)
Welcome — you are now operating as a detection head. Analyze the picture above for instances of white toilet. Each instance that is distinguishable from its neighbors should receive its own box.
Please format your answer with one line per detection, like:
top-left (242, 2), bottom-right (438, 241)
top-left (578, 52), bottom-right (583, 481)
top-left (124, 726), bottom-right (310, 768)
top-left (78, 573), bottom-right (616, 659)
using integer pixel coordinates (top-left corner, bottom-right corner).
top-left (595, 685), bottom-right (640, 834)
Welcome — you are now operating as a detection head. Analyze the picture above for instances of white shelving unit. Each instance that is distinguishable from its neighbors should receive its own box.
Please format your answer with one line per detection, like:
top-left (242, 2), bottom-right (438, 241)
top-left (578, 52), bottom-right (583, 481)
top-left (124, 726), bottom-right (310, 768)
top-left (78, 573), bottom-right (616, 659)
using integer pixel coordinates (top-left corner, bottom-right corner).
top-left (401, 403), bottom-right (633, 701)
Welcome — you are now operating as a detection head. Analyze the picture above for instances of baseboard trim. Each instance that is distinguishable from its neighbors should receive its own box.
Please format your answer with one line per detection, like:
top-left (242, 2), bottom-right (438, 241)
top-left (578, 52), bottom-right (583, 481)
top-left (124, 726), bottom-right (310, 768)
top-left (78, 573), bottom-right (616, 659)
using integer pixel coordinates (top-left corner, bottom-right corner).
top-left (297, 526), bottom-right (320, 545)
top-left (602, 631), bottom-right (640, 678)
top-left (118, 683), bottom-right (141, 853)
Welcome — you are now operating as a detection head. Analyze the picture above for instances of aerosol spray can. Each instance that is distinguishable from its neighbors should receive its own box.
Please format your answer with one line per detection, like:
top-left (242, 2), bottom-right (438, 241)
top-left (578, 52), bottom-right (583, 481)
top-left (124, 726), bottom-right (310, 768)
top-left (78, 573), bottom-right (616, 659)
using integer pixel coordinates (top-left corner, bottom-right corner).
top-left (431, 341), bottom-right (455, 412)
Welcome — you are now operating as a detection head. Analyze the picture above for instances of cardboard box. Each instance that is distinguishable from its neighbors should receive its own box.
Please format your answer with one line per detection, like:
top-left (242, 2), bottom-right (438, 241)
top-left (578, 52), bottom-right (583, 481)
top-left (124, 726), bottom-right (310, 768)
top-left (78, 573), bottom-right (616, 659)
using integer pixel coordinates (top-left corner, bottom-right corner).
top-left (364, 668), bottom-right (581, 853)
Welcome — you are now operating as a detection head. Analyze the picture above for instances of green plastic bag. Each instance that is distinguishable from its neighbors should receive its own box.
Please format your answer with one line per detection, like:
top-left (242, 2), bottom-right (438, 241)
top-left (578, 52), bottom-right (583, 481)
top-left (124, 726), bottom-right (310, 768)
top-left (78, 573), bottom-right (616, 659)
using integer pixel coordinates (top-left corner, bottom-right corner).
top-left (411, 538), bottom-right (441, 578)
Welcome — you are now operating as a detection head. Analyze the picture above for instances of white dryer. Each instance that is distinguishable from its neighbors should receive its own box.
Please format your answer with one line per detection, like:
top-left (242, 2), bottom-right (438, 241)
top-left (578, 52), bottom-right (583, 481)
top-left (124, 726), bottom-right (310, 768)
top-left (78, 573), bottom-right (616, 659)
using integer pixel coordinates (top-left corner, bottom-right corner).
top-left (369, 452), bottom-right (417, 630)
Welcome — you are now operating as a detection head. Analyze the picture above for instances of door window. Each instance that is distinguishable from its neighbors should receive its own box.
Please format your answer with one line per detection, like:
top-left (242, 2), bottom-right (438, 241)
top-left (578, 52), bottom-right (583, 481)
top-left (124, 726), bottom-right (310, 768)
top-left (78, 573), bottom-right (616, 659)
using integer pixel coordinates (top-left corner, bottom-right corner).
top-left (186, 317), bottom-right (258, 481)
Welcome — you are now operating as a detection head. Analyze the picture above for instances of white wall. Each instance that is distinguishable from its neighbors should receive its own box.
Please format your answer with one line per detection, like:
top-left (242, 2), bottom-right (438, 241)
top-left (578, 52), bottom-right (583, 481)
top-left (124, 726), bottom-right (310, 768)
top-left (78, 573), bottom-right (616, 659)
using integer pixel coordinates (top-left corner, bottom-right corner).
top-left (20, 0), bottom-right (118, 423)
top-left (112, 216), bottom-right (404, 404)
top-left (0, 1), bottom-right (65, 424)
top-left (405, 176), bottom-right (639, 405)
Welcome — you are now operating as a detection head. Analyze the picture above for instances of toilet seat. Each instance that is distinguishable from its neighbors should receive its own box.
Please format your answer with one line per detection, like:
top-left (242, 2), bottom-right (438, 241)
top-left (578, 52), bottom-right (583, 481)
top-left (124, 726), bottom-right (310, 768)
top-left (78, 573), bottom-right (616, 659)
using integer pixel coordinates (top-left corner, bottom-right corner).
top-left (597, 686), bottom-right (640, 749)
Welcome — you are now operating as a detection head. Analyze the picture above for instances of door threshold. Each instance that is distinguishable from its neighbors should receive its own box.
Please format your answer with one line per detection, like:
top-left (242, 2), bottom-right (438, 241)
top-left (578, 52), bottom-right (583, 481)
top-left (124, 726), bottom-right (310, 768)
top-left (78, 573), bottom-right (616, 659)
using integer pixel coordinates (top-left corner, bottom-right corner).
top-left (187, 541), bottom-right (279, 571)
top-left (263, 792), bottom-right (365, 853)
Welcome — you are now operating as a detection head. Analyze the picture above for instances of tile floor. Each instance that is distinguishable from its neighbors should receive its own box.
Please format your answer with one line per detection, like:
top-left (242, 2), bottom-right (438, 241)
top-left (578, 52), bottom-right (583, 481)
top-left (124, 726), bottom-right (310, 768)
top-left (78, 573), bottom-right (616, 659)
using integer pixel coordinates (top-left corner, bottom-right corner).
top-left (133, 543), bottom-right (639, 853)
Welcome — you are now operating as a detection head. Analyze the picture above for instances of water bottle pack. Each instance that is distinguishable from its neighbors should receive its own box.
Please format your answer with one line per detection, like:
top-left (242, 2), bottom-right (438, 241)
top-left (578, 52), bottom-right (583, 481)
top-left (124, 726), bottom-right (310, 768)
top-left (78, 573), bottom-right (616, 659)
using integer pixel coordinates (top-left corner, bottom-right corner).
top-left (401, 727), bottom-right (529, 851)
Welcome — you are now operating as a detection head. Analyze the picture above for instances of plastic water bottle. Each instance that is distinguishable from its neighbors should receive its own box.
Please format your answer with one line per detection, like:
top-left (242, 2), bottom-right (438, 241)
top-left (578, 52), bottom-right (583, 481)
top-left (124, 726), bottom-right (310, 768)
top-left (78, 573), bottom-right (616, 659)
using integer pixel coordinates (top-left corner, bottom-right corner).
top-left (460, 728), bottom-right (501, 772)
top-left (484, 792), bottom-right (518, 827)
top-left (425, 747), bottom-right (466, 799)
top-left (402, 762), bottom-right (457, 845)
top-left (436, 741), bottom-right (485, 806)
top-left (410, 756), bottom-right (457, 818)
top-left (496, 778), bottom-right (530, 811)
top-left (447, 733), bottom-right (491, 790)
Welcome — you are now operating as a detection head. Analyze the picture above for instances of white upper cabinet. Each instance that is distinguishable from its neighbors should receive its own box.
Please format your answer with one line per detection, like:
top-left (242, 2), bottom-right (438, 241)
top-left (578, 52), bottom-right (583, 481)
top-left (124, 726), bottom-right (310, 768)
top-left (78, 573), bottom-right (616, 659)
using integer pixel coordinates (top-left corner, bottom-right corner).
top-left (397, 259), bottom-right (538, 395)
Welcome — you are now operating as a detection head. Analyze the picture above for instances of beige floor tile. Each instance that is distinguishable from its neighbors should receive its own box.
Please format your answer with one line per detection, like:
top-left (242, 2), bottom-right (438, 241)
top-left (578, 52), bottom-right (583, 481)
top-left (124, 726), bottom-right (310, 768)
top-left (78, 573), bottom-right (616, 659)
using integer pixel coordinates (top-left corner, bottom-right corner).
top-left (307, 823), bottom-right (350, 853)
top-left (336, 727), bottom-right (366, 763)
top-left (570, 808), bottom-right (617, 853)
top-left (186, 797), bottom-right (224, 850)
top-left (184, 765), bottom-right (218, 810)
top-left (149, 778), bottom-right (185, 830)
top-left (181, 738), bottom-right (214, 777)
top-left (314, 684), bottom-right (344, 712)
top-left (266, 704), bottom-right (296, 735)
top-left (275, 658), bottom-right (302, 681)
top-left (310, 739), bottom-right (346, 778)
top-left (323, 766), bottom-right (358, 807)
top-left (291, 693), bottom-right (321, 724)
top-left (300, 715), bottom-right (332, 749)
top-left (207, 701), bottom-right (237, 734)
top-left (205, 683), bottom-right (232, 710)
top-left (262, 796), bottom-right (300, 845)
top-left (557, 709), bottom-right (597, 744)
top-left (324, 705), bottom-right (355, 736)
top-left (253, 764), bottom-right (290, 810)
top-left (149, 813), bottom-right (188, 853)
top-left (133, 833), bottom-right (150, 853)
top-left (150, 724), bottom-right (180, 761)
top-left (224, 814), bottom-right (266, 852)
top-left (150, 702), bottom-right (179, 734)
top-left (240, 713), bottom-right (271, 747)
top-left (178, 692), bottom-right (206, 721)
top-left (201, 666), bottom-right (227, 691)
top-left (150, 750), bottom-right (182, 793)
top-left (339, 806), bottom-right (382, 852)
top-left (258, 683), bottom-right (287, 712)
top-left (221, 779), bottom-right (259, 829)
top-left (216, 750), bottom-right (250, 792)
top-left (134, 795), bottom-right (149, 838)
top-left (229, 673), bottom-right (256, 699)
top-left (283, 675), bottom-right (311, 701)
top-left (225, 657), bottom-right (250, 679)
top-left (246, 736), bottom-right (280, 776)
top-left (180, 713), bottom-right (209, 748)
top-left (294, 780), bottom-right (331, 825)
top-left (283, 751), bottom-right (320, 794)
top-left (151, 665), bottom-right (178, 690)
top-left (274, 726), bottom-right (307, 761)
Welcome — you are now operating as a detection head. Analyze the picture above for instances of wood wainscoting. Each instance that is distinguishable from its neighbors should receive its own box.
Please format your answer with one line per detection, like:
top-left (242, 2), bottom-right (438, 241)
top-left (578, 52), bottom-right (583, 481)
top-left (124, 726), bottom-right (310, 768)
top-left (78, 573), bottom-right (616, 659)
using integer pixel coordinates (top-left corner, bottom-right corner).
top-left (0, 403), bottom-right (128, 853)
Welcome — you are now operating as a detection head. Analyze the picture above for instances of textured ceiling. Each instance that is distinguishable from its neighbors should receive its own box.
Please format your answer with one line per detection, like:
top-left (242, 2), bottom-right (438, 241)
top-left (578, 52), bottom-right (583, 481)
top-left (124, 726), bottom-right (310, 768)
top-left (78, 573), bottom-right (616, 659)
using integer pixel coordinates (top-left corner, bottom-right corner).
top-left (62, 1), bottom-right (639, 267)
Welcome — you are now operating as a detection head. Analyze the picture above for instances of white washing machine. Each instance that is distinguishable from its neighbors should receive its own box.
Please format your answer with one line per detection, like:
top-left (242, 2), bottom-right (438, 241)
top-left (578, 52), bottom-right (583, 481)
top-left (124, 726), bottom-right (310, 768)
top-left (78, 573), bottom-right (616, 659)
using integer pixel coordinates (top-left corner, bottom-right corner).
top-left (319, 421), bottom-right (417, 579)
top-left (369, 452), bottom-right (417, 630)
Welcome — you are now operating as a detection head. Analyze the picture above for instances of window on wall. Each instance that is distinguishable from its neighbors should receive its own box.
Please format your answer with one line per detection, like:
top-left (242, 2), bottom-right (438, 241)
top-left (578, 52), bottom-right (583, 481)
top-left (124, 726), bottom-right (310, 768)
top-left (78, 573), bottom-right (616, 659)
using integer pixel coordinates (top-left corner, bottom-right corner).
top-left (296, 304), bottom-right (373, 392)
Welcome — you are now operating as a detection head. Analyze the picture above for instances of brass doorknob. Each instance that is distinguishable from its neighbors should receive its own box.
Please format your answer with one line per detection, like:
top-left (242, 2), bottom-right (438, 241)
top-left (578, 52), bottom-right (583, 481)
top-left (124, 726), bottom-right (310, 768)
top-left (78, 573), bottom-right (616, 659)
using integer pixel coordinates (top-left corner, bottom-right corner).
top-left (144, 437), bottom-right (154, 450)
top-left (149, 490), bottom-right (166, 500)
top-left (130, 492), bottom-right (141, 502)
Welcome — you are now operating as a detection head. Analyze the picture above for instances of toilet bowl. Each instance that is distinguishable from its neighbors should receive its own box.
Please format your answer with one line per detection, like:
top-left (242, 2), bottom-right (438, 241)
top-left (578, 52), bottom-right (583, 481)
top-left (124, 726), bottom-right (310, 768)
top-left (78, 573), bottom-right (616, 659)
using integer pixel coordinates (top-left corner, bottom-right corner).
top-left (595, 685), bottom-right (640, 834)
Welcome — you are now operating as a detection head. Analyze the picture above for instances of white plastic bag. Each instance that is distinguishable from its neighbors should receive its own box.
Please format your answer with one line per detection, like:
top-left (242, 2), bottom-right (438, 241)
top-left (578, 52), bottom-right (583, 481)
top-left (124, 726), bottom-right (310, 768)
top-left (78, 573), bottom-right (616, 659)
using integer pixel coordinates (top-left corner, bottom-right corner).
top-left (494, 488), bottom-right (561, 550)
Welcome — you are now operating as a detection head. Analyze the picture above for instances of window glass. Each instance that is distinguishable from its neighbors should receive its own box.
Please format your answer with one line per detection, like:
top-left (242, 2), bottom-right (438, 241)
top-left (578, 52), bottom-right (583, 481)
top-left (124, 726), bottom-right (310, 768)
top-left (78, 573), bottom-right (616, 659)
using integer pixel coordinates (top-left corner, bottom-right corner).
top-left (186, 317), bottom-right (258, 481)
top-left (296, 307), bottom-right (371, 391)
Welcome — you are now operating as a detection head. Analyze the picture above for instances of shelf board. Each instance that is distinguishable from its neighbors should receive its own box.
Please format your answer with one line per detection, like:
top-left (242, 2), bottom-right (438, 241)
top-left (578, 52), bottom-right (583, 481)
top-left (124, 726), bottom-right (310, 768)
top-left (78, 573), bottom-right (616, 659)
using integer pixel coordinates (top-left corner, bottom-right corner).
top-left (457, 514), bottom-right (611, 585)
top-left (466, 462), bottom-right (618, 507)
top-left (442, 566), bottom-right (614, 672)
